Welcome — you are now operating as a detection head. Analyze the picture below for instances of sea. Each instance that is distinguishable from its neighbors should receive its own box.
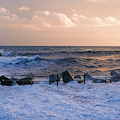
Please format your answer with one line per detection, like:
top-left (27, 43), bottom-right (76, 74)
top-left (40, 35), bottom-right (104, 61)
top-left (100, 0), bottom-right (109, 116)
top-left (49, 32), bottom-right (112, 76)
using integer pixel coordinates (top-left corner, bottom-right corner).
top-left (0, 46), bottom-right (120, 78)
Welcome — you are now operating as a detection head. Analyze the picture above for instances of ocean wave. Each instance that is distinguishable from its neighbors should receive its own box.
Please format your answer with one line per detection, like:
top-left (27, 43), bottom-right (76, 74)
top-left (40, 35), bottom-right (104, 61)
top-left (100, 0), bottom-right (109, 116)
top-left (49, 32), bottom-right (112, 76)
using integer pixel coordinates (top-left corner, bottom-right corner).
top-left (0, 49), bottom-right (11, 56)
top-left (85, 49), bottom-right (92, 52)
top-left (0, 55), bottom-right (48, 65)
top-left (4, 50), bottom-right (120, 57)
top-left (0, 49), bottom-right (16, 57)
top-left (55, 57), bottom-right (79, 64)
top-left (11, 55), bottom-right (48, 64)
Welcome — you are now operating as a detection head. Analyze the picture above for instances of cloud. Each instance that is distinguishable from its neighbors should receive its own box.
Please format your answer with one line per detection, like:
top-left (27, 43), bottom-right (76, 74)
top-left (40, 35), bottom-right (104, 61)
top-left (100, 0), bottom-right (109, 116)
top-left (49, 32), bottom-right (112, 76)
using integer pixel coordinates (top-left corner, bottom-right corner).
top-left (1, 6), bottom-right (120, 32)
top-left (0, 7), bottom-right (32, 30)
top-left (0, 7), bottom-right (11, 16)
top-left (32, 10), bottom-right (75, 28)
top-left (104, 16), bottom-right (118, 24)
top-left (72, 14), bottom-right (104, 26)
top-left (0, 7), bottom-right (76, 31)
top-left (19, 6), bottom-right (29, 11)
top-left (72, 9), bottom-right (76, 12)
top-left (0, 7), bottom-right (7, 12)
top-left (72, 14), bottom-right (120, 27)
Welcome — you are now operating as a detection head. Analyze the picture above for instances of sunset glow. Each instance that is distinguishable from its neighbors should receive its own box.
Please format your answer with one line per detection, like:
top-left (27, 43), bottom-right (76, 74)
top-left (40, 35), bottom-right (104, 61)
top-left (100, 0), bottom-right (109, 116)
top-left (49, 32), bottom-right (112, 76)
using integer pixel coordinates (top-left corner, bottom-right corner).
top-left (0, 0), bottom-right (120, 46)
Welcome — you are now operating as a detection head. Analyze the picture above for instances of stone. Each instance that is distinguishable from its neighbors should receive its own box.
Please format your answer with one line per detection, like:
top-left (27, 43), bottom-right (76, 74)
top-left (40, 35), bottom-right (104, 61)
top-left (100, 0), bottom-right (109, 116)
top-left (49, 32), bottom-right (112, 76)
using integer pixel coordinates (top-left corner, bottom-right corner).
top-left (74, 75), bottom-right (84, 83)
top-left (16, 75), bottom-right (34, 85)
top-left (110, 70), bottom-right (119, 76)
top-left (62, 70), bottom-right (74, 83)
top-left (110, 74), bottom-right (120, 82)
top-left (84, 73), bottom-right (110, 83)
top-left (0, 75), bottom-right (14, 86)
top-left (77, 80), bottom-right (84, 83)
top-left (74, 75), bottom-right (81, 79)
top-left (49, 74), bottom-right (57, 84)
top-left (85, 73), bottom-right (94, 80)
top-left (92, 78), bottom-right (109, 83)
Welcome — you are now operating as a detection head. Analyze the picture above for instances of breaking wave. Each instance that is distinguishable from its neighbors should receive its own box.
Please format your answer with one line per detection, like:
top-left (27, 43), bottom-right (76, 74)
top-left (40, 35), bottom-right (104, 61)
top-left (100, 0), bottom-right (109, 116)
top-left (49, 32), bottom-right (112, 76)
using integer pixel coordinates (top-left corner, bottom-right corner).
top-left (0, 49), bottom-right (12, 57)
top-left (1, 48), bottom-right (120, 58)
top-left (0, 55), bottom-right (48, 65)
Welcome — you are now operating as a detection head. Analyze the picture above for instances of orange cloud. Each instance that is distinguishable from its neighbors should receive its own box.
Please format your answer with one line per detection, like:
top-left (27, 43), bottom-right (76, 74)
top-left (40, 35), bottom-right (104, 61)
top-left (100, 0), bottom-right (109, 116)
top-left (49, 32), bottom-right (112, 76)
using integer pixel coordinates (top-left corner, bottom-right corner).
top-left (1, 7), bottom-right (120, 32)
top-left (72, 14), bottom-right (120, 27)
top-left (0, 7), bottom-right (11, 16)
top-left (0, 7), bottom-right (76, 31)
top-left (32, 10), bottom-right (76, 28)
top-left (19, 6), bottom-right (29, 11)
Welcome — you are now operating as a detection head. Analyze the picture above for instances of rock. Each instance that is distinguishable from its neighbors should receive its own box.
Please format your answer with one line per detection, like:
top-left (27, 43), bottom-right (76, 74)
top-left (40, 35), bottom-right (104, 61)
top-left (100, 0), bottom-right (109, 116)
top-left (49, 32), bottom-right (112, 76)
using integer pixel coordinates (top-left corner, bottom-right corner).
top-left (84, 73), bottom-right (110, 83)
top-left (110, 70), bottom-right (119, 76)
top-left (77, 80), bottom-right (84, 83)
top-left (85, 73), bottom-right (94, 80)
top-left (0, 53), bottom-right (2, 56)
top-left (74, 75), bottom-right (81, 79)
top-left (62, 70), bottom-right (74, 83)
top-left (92, 78), bottom-right (109, 83)
top-left (110, 74), bottom-right (120, 82)
top-left (16, 75), bottom-right (34, 85)
top-left (49, 74), bottom-right (60, 84)
top-left (49, 74), bottom-right (57, 84)
top-left (74, 75), bottom-right (84, 83)
top-left (0, 75), bottom-right (14, 86)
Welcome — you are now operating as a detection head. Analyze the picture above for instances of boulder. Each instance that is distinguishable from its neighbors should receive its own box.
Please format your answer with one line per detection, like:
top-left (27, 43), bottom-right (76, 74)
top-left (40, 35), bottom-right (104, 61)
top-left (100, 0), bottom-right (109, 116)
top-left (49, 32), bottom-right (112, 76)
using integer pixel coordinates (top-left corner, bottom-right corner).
top-left (84, 73), bottom-right (110, 83)
top-left (110, 70), bottom-right (119, 76)
top-left (110, 74), bottom-right (120, 82)
top-left (16, 75), bottom-right (34, 85)
top-left (49, 74), bottom-right (57, 84)
top-left (62, 70), bottom-right (74, 83)
top-left (77, 80), bottom-right (84, 83)
top-left (85, 73), bottom-right (94, 80)
top-left (92, 78), bottom-right (109, 83)
top-left (0, 75), bottom-right (14, 86)
top-left (74, 75), bottom-right (81, 79)
top-left (74, 75), bottom-right (84, 83)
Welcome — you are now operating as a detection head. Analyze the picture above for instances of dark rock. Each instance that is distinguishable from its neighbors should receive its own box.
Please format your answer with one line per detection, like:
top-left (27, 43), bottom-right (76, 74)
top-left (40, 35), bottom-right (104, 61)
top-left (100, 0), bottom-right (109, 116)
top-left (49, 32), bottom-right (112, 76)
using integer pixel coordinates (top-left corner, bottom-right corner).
top-left (62, 70), bottom-right (74, 83)
top-left (77, 80), bottom-right (84, 83)
top-left (0, 75), bottom-right (14, 86)
top-left (110, 70), bottom-right (119, 76)
top-left (49, 74), bottom-right (57, 84)
top-left (110, 74), bottom-right (120, 82)
top-left (74, 75), bottom-right (81, 79)
top-left (85, 73), bottom-right (110, 83)
top-left (0, 53), bottom-right (2, 56)
top-left (16, 75), bottom-right (34, 85)
top-left (85, 73), bottom-right (94, 80)
top-left (74, 75), bottom-right (83, 83)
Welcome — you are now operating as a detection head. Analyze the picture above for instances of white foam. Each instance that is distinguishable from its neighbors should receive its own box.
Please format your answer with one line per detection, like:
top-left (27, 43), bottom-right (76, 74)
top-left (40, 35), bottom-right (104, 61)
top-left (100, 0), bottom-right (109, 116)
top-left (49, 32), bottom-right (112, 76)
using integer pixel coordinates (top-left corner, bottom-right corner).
top-left (0, 81), bottom-right (119, 120)
top-left (0, 49), bottom-right (11, 56)
top-left (85, 49), bottom-right (92, 52)
top-left (0, 55), bottom-right (44, 65)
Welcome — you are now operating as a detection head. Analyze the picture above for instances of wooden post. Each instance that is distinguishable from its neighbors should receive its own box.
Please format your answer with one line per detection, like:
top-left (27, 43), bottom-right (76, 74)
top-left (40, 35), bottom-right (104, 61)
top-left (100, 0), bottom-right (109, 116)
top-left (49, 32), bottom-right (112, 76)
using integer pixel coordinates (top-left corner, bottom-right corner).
top-left (83, 73), bottom-right (86, 84)
top-left (57, 74), bottom-right (59, 86)
top-left (110, 79), bottom-right (112, 83)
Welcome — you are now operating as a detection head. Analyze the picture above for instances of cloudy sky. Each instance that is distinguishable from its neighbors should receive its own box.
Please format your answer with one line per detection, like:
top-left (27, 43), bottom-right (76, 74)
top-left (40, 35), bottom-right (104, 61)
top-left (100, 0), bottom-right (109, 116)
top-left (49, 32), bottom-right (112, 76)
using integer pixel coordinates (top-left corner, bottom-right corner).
top-left (0, 0), bottom-right (120, 46)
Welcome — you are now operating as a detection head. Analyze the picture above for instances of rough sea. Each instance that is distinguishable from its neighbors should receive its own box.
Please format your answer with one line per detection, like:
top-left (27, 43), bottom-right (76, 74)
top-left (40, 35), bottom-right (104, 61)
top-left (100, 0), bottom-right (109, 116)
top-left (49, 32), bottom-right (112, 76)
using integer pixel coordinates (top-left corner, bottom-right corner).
top-left (0, 46), bottom-right (120, 77)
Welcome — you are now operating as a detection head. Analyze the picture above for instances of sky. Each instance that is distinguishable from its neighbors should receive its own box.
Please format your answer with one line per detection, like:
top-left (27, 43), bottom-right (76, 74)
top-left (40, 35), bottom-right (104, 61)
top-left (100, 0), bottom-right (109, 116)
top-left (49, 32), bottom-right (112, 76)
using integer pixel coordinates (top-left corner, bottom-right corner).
top-left (0, 0), bottom-right (120, 46)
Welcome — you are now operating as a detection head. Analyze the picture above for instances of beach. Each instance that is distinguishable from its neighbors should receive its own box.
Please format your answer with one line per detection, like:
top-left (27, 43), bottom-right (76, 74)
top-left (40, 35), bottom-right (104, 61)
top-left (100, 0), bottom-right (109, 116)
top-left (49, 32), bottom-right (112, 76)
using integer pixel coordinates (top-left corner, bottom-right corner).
top-left (0, 46), bottom-right (120, 120)
top-left (0, 80), bottom-right (120, 120)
